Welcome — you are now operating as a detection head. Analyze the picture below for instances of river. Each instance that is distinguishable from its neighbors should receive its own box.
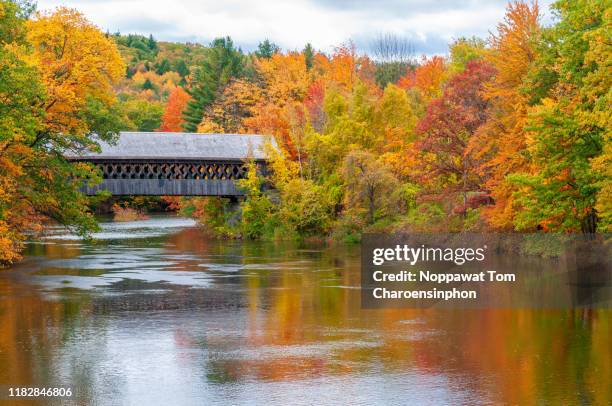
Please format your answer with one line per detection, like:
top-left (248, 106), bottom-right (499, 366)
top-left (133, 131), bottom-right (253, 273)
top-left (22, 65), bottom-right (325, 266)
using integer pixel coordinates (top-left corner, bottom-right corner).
top-left (0, 215), bottom-right (609, 405)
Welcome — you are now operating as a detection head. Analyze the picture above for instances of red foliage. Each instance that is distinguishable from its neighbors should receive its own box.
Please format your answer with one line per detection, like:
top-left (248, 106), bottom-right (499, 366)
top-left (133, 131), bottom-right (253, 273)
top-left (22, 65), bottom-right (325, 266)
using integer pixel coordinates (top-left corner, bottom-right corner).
top-left (415, 60), bottom-right (496, 198)
top-left (304, 80), bottom-right (326, 131)
top-left (417, 60), bottom-right (495, 146)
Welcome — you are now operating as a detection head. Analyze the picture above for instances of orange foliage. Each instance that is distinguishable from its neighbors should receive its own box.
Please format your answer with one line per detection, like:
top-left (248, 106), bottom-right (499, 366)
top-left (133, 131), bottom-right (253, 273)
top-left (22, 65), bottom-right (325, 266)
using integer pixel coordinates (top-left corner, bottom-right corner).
top-left (159, 86), bottom-right (191, 132)
top-left (244, 103), bottom-right (294, 156)
top-left (111, 204), bottom-right (149, 222)
top-left (469, 0), bottom-right (541, 229)
top-left (397, 55), bottom-right (447, 101)
top-left (317, 41), bottom-right (377, 92)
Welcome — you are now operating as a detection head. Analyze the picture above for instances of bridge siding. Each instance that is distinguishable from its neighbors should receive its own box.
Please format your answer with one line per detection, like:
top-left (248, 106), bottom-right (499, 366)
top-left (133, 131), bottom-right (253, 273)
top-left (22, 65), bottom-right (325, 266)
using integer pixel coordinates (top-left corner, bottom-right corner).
top-left (68, 132), bottom-right (273, 196)
top-left (83, 179), bottom-right (242, 196)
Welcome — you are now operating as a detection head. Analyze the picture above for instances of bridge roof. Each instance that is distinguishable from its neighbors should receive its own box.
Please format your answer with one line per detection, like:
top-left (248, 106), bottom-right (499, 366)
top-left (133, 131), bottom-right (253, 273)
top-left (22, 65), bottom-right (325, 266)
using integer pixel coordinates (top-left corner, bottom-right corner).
top-left (66, 132), bottom-right (273, 161)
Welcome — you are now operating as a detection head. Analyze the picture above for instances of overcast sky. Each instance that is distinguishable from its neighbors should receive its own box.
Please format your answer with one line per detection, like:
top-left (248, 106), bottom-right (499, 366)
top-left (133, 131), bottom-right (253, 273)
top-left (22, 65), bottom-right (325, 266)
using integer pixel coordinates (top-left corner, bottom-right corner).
top-left (35, 0), bottom-right (557, 55)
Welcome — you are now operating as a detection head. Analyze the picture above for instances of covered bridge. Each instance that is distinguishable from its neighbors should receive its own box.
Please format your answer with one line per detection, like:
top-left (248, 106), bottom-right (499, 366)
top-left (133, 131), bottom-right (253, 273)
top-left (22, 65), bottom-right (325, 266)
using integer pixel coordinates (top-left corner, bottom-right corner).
top-left (66, 132), bottom-right (272, 196)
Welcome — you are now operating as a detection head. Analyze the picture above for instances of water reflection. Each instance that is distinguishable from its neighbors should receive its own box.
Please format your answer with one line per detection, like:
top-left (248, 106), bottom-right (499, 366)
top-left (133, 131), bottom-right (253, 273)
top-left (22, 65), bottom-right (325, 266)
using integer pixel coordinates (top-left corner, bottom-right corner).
top-left (0, 216), bottom-right (609, 405)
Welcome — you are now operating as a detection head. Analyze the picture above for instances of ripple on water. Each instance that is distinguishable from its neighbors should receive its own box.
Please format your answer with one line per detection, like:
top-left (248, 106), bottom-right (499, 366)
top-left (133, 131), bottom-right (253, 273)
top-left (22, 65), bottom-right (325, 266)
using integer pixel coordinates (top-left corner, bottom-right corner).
top-left (40, 216), bottom-right (197, 241)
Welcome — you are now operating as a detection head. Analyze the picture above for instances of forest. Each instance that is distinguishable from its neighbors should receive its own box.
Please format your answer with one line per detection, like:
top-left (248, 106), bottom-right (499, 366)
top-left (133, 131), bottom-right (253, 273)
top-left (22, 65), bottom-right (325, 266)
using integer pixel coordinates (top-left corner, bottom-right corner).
top-left (0, 0), bottom-right (610, 265)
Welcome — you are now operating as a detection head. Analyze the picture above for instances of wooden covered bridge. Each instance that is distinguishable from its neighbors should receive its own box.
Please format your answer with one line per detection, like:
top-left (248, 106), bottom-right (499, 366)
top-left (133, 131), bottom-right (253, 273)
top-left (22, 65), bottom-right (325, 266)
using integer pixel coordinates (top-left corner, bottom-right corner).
top-left (66, 132), bottom-right (272, 196)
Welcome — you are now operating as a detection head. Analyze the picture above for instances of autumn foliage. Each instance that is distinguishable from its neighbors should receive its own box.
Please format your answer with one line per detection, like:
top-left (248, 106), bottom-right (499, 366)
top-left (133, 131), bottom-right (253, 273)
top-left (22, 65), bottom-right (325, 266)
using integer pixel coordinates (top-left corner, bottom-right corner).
top-left (415, 60), bottom-right (496, 210)
top-left (159, 87), bottom-right (191, 132)
top-left (169, 0), bottom-right (608, 238)
top-left (1, 0), bottom-right (610, 264)
top-left (397, 55), bottom-right (447, 101)
top-left (1, 3), bottom-right (124, 265)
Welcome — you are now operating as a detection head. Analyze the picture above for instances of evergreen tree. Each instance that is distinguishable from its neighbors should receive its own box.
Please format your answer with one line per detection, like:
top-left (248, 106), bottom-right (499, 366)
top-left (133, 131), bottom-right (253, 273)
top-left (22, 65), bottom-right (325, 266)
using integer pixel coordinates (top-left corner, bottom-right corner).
top-left (154, 58), bottom-right (171, 75)
top-left (182, 37), bottom-right (244, 132)
top-left (255, 39), bottom-right (279, 58)
top-left (303, 43), bottom-right (314, 70)
top-left (175, 59), bottom-right (189, 77)
top-left (142, 78), bottom-right (154, 90)
top-left (147, 34), bottom-right (158, 52)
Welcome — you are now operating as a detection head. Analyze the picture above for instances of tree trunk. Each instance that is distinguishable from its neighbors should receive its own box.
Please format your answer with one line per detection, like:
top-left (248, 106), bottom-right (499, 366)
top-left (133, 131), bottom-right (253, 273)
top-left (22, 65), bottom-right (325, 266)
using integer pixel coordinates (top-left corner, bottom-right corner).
top-left (581, 208), bottom-right (598, 235)
top-left (368, 186), bottom-right (375, 225)
top-left (462, 165), bottom-right (468, 218)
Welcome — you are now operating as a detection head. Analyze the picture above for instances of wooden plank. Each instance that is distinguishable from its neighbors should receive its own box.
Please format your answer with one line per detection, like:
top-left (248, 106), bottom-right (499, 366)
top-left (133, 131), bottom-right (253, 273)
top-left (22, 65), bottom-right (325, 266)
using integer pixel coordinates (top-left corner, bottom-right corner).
top-left (82, 179), bottom-right (244, 196)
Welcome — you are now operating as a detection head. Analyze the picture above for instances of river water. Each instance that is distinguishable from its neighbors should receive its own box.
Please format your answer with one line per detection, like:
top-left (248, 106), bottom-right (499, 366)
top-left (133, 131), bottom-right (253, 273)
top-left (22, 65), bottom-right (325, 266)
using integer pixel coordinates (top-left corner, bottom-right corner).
top-left (0, 216), bottom-right (609, 405)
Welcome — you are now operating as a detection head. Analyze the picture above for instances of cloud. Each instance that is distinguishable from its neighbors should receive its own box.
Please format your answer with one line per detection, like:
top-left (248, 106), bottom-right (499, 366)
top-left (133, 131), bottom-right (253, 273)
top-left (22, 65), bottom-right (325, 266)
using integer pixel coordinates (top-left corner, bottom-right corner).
top-left (35, 0), bottom-right (557, 55)
top-left (310, 0), bottom-right (508, 15)
top-left (353, 32), bottom-right (451, 57)
top-left (110, 16), bottom-right (175, 36)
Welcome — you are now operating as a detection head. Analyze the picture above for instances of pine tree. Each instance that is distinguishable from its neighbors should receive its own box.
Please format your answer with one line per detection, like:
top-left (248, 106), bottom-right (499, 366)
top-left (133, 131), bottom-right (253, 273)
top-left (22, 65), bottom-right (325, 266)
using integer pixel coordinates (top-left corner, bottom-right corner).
top-left (182, 37), bottom-right (244, 132)
top-left (147, 34), bottom-right (158, 52)
top-left (255, 39), bottom-right (279, 59)
top-left (175, 59), bottom-right (189, 78)
top-left (303, 43), bottom-right (314, 70)
top-left (142, 78), bottom-right (154, 90)
top-left (154, 58), bottom-right (171, 75)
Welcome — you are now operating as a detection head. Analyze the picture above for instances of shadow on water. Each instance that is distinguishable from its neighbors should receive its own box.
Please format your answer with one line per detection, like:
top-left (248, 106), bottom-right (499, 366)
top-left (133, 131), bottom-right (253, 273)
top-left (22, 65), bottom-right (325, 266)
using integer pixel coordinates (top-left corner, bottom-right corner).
top-left (0, 215), bottom-right (609, 405)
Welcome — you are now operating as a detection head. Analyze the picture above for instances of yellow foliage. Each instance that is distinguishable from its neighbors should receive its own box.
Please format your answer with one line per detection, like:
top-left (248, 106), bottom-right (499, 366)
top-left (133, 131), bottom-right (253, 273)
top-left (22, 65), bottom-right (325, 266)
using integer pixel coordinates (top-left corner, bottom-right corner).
top-left (592, 137), bottom-right (611, 231)
top-left (256, 52), bottom-right (310, 105)
top-left (0, 221), bottom-right (21, 264)
top-left (200, 79), bottom-right (263, 133)
top-left (1, 7), bottom-right (123, 266)
top-left (24, 7), bottom-right (124, 135)
top-left (197, 118), bottom-right (224, 133)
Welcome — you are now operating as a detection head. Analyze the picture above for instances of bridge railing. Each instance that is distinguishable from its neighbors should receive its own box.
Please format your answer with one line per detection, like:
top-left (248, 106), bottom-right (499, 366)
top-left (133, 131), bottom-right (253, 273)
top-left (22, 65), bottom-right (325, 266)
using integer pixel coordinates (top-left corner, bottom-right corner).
top-left (74, 159), bottom-right (267, 196)
top-left (94, 160), bottom-right (249, 180)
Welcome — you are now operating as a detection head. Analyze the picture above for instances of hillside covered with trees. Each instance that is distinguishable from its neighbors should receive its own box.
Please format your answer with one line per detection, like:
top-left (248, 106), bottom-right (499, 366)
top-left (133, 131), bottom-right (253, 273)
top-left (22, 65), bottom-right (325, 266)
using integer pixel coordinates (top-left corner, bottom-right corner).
top-left (0, 0), bottom-right (609, 264)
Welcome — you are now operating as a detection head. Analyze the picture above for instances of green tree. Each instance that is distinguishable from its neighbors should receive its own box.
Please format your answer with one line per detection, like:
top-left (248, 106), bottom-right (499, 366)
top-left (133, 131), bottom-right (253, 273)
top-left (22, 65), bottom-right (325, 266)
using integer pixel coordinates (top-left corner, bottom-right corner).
top-left (175, 59), bottom-right (190, 77)
top-left (182, 37), bottom-right (244, 132)
top-left (510, 0), bottom-right (608, 232)
top-left (255, 39), bottom-right (279, 58)
top-left (122, 99), bottom-right (164, 131)
top-left (155, 58), bottom-right (171, 74)
top-left (303, 43), bottom-right (315, 70)
top-left (278, 179), bottom-right (332, 236)
top-left (324, 82), bottom-right (377, 151)
top-left (448, 36), bottom-right (487, 73)
top-left (142, 78), bottom-right (154, 90)
top-left (147, 34), bottom-right (158, 52)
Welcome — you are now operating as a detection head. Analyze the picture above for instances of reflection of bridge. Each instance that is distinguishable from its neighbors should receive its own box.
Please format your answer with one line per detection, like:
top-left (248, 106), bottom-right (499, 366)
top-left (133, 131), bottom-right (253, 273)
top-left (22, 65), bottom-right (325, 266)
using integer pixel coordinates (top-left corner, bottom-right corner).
top-left (66, 132), bottom-right (271, 196)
